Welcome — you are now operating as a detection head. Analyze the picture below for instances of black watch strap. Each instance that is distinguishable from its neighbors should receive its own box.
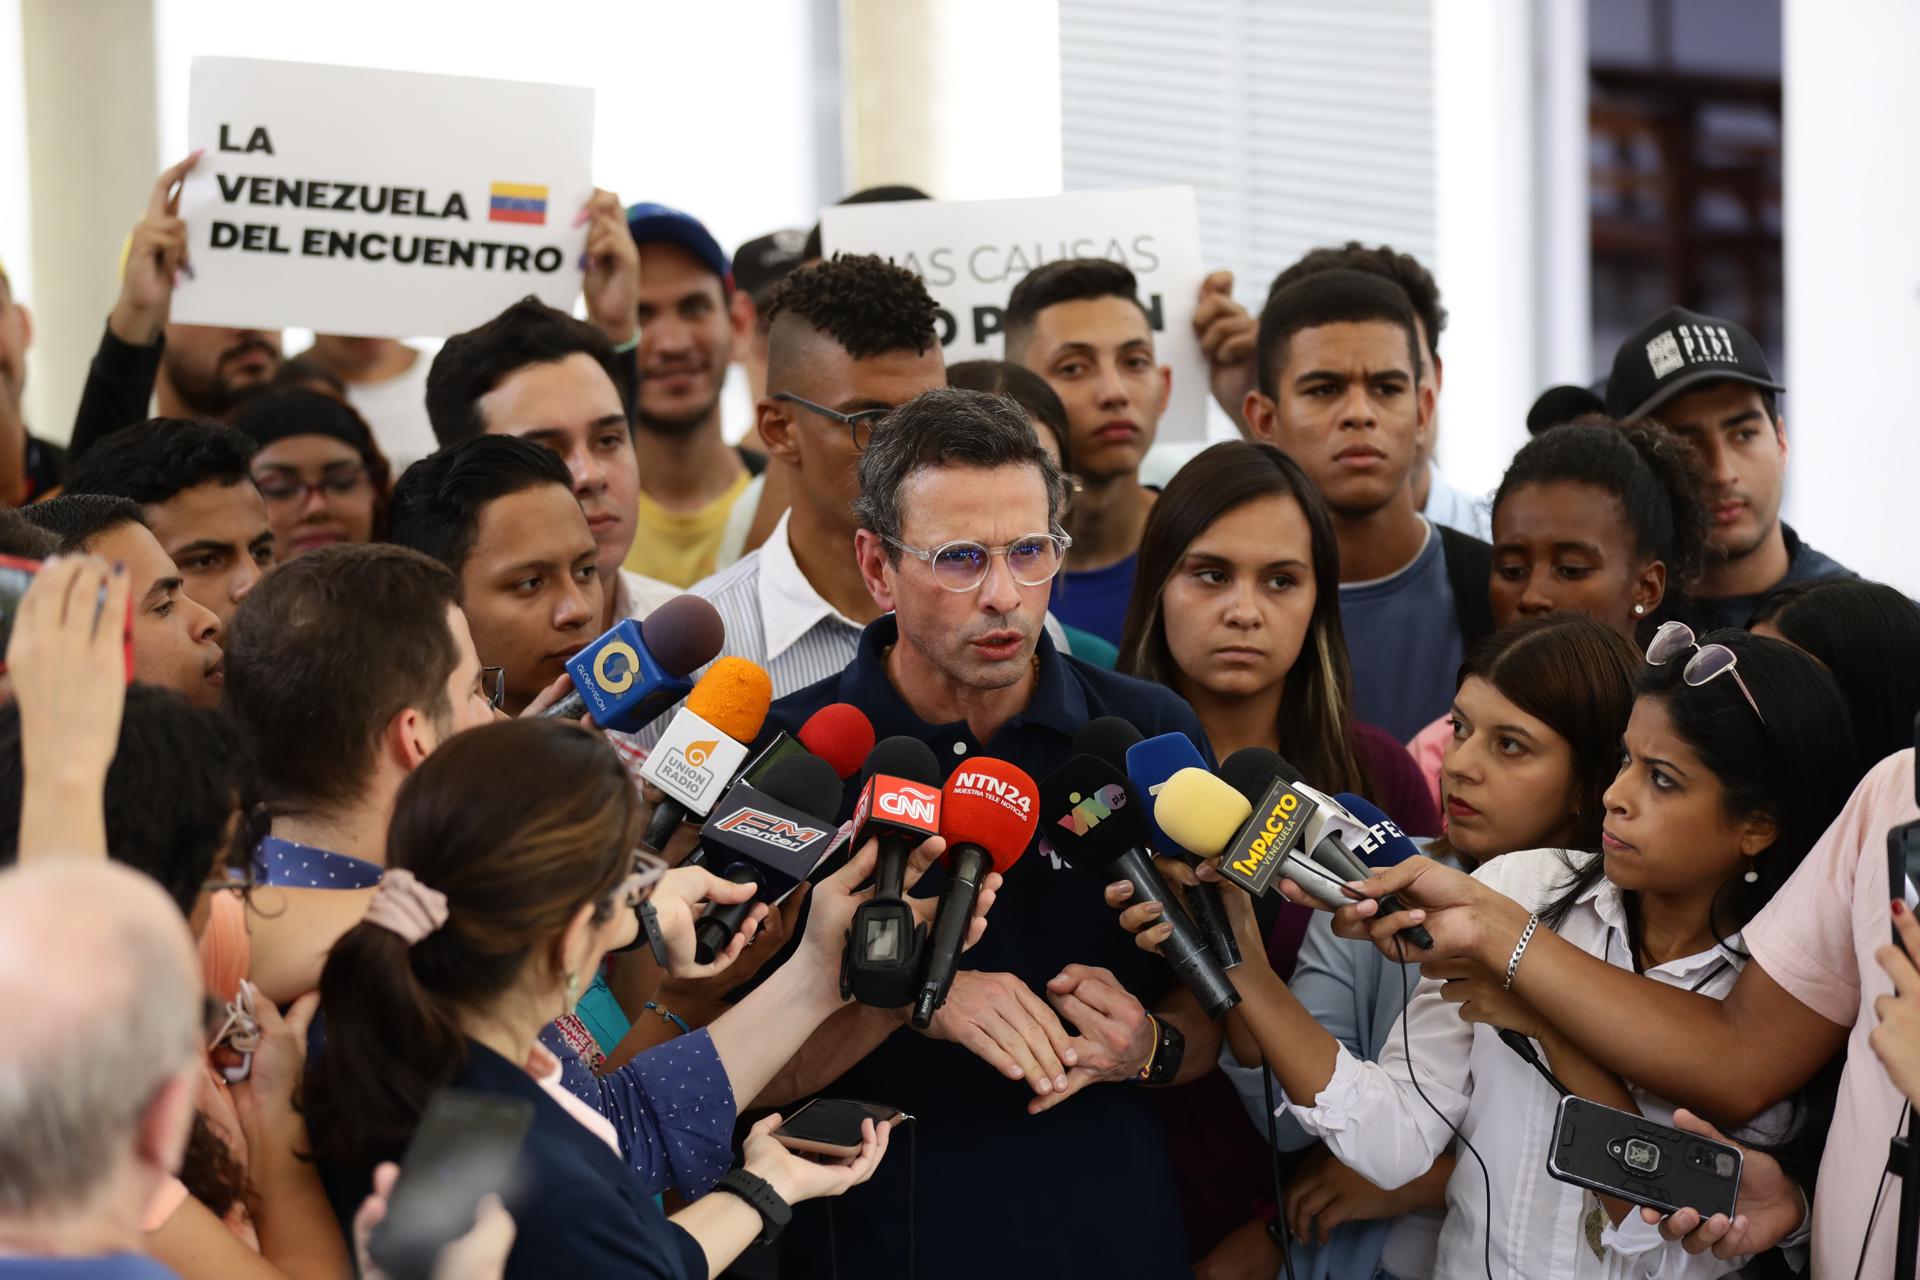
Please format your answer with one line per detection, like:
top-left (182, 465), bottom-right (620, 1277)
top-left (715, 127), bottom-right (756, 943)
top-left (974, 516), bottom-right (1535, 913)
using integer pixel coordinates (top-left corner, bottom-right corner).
top-left (715, 1167), bottom-right (792, 1245)
top-left (1133, 1014), bottom-right (1186, 1088)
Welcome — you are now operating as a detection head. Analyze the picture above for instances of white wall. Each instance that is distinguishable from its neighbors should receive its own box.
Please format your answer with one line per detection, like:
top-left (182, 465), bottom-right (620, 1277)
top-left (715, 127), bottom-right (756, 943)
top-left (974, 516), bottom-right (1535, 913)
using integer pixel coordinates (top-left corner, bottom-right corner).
top-left (0, 0), bottom-right (29, 315)
top-left (1779, 0), bottom-right (1920, 595)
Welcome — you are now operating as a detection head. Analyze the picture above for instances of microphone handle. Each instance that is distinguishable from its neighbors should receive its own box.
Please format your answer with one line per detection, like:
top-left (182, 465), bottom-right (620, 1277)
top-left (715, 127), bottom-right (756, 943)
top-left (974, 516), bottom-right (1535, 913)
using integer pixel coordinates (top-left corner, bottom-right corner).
top-left (540, 688), bottom-right (588, 721)
top-left (873, 832), bottom-right (911, 901)
top-left (1110, 847), bottom-right (1240, 1019)
top-left (642, 795), bottom-right (689, 854)
top-left (694, 866), bottom-right (765, 965)
top-left (911, 844), bottom-right (989, 1029)
top-left (1184, 877), bottom-right (1243, 969)
top-left (1313, 834), bottom-right (1435, 952)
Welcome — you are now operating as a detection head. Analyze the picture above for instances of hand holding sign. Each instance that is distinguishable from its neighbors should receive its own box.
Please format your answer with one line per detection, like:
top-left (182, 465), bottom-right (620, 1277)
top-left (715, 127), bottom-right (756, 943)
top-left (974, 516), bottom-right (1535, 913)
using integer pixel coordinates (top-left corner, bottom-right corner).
top-left (1193, 270), bottom-right (1258, 432)
top-left (110, 153), bottom-right (203, 347)
top-left (579, 188), bottom-right (639, 348)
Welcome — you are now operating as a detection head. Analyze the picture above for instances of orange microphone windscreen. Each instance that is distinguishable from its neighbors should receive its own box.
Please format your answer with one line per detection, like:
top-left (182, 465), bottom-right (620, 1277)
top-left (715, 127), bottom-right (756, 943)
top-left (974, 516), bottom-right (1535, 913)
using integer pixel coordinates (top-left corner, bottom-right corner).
top-left (686, 657), bottom-right (773, 743)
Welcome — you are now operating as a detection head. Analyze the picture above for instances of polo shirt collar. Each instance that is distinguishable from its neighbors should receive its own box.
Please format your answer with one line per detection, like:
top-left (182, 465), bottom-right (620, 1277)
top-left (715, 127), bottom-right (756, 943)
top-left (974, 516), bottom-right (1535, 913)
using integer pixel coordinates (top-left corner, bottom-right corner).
top-left (837, 614), bottom-right (1088, 743)
top-left (758, 511), bottom-right (861, 663)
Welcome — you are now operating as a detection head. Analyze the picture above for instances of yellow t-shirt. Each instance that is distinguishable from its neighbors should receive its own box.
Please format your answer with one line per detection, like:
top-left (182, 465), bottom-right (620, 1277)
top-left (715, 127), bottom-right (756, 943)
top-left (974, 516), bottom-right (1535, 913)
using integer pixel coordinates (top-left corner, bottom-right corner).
top-left (624, 469), bottom-right (753, 587)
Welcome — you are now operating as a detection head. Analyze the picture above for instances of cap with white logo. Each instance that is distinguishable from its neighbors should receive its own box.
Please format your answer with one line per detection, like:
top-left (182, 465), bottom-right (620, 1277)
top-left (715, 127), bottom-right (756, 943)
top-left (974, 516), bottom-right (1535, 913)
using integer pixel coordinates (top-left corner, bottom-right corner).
top-left (1605, 306), bottom-right (1784, 423)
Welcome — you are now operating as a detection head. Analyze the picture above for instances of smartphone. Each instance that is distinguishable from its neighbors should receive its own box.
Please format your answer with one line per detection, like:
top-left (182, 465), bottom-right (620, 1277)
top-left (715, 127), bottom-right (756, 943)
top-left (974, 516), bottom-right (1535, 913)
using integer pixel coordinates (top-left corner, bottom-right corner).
top-left (773, 1097), bottom-right (909, 1160)
top-left (1546, 1096), bottom-right (1741, 1221)
top-left (367, 1090), bottom-right (534, 1280)
top-left (1891, 821), bottom-right (1920, 948)
top-left (0, 556), bottom-right (36, 664)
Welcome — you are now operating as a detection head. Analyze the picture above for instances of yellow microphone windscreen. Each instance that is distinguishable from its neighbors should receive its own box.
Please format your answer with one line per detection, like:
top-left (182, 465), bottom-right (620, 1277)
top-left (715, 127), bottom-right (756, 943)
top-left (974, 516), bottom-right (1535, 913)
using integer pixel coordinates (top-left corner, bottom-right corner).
top-left (1155, 768), bottom-right (1253, 857)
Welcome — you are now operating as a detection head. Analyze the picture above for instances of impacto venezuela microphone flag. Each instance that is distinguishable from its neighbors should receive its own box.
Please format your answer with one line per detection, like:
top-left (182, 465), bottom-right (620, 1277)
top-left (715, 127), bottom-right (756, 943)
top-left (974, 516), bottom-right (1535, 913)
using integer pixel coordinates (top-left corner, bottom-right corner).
top-left (488, 182), bottom-right (549, 225)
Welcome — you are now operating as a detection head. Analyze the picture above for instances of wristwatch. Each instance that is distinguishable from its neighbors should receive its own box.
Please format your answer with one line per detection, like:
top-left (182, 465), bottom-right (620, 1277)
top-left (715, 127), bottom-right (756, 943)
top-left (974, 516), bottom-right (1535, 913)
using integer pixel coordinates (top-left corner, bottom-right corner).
top-left (714, 1167), bottom-right (793, 1246)
top-left (1131, 1014), bottom-right (1186, 1088)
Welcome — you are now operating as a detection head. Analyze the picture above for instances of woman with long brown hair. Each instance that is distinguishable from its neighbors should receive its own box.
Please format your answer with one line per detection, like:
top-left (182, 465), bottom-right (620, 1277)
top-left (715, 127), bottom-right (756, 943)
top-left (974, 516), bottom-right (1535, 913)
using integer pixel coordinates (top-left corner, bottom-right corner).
top-left (1118, 439), bottom-right (1436, 828)
top-left (305, 718), bottom-right (982, 1278)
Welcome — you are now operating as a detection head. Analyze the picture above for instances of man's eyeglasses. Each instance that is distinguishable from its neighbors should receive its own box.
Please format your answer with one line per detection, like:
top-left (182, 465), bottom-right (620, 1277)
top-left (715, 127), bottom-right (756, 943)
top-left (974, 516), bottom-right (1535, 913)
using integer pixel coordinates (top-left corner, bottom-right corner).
top-left (479, 666), bottom-right (506, 711)
top-left (882, 531), bottom-right (1074, 593)
top-left (1645, 621), bottom-right (1766, 724)
top-left (253, 465), bottom-right (371, 506)
top-left (771, 392), bottom-right (894, 452)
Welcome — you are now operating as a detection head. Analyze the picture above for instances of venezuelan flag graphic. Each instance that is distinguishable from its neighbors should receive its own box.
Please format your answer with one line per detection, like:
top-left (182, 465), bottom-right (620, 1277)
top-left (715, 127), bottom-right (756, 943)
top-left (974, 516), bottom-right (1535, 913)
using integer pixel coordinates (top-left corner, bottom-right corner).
top-left (489, 182), bottom-right (549, 225)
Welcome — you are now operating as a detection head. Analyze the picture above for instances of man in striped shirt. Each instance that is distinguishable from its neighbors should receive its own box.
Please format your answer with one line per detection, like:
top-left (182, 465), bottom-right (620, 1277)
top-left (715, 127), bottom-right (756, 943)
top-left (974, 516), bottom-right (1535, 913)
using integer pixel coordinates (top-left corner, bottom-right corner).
top-left (624, 254), bottom-right (947, 748)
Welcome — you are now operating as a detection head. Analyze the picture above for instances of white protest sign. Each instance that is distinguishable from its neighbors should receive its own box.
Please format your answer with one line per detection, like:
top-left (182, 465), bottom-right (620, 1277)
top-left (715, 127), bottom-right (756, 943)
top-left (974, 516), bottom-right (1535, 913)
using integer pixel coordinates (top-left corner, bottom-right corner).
top-left (822, 186), bottom-right (1209, 441)
top-left (173, 57), bottom-right (594, 338)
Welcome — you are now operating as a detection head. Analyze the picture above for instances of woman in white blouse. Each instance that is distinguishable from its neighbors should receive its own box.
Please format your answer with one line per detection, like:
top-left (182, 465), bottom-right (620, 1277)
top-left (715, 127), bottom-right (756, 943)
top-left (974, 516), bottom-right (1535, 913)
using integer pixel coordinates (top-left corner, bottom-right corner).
top-left (1116, 628), bottom-right (1861, 1279)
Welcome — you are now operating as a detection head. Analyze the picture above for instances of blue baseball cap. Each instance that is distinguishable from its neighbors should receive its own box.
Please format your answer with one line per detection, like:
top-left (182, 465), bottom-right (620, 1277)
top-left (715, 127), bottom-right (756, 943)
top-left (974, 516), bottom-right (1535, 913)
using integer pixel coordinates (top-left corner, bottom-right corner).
top-left (624, 202), bottom-right (732, 289)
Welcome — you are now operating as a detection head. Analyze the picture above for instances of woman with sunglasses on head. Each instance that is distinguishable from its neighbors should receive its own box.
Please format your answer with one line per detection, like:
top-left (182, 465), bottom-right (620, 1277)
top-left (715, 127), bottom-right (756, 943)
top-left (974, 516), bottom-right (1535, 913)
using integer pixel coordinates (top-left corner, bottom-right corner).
top-left (1408, 417), bottom-right (1709, 804)
top-left (232, 387), bottom-right (392, 561)
top-left (1749, 576), bottom-right (1920, 768)
top-left (1124, 626), bottom-right (1860, 1276)
top-left (305, 718), bottom-right (994, 1278)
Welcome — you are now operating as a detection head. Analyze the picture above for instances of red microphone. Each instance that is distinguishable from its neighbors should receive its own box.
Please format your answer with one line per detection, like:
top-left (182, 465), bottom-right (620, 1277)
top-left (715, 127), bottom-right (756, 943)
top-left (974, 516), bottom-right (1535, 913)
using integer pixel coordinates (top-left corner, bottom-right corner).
top-left (797, 702), bottom-right (875, 780)
top-left (911, 757), bottom-right (1038, 1028)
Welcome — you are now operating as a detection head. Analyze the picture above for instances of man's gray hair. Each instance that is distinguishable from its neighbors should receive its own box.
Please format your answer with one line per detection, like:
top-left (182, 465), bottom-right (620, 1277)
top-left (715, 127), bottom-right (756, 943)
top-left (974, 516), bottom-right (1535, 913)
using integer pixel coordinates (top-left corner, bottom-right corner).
top-left (853, 387), bottom-right (1065, 557)
top-left (0, 871), bottom-right (201, 1215)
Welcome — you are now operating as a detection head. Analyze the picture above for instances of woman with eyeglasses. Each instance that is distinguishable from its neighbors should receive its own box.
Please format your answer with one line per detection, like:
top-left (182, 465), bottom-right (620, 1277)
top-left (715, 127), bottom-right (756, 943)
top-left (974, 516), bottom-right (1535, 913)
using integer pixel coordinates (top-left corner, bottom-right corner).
top-left (305, 718), bottom-right (991, 1278)
top-left (1118, 627), bottom-right (1862, 1277)
top-left (947, 359), bottom-right (1115, 667)
top-left (232, 388), bottom-right (391, 560)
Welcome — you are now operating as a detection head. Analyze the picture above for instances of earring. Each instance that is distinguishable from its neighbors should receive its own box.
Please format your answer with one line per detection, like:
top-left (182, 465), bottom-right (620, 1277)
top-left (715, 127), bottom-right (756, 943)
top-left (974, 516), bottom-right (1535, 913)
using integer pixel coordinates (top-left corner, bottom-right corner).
top-left (1633, 604), bottom-right (1647, 616)
top-left (1743, 868), bottom-right (1759, 884)
top-left (564, 970), bottom-right (580, 1014)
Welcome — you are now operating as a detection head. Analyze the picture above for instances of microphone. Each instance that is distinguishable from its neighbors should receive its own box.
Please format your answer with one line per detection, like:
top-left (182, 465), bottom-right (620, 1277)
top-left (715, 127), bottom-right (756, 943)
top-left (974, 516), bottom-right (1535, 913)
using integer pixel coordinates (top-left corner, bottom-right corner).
top-left (911, 757), bottom-right (1038, 1029)
top-left (797, 702), bottom-right (876, 781)
top-left (1126, 731), bottom-right (1242, 969)
top-left (723, 701), bottom-right (875, 801)
top-left (1153, 766), bottom-right (1338, 908)
top-left (1212, 748), bottom-right (1323, 897)
top-left (843, 737), bottom-right (945, 1007)
top-left (692, 753), bottom-right (844, 963)
top-left (638, 658), bottom-right (774, 852)
top-left (1038, 753), bottom-right (1239, 1019)
top-left (542, 594), bottom-right (724, 729)
top-left (1322, 791), bottom-right (1434, 951)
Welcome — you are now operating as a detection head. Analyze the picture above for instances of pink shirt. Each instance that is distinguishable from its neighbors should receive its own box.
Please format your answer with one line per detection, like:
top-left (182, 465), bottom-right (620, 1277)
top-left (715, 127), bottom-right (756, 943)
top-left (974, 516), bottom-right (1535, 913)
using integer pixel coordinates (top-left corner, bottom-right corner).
top-left (1744, 749), bottom-right (1917, 1278)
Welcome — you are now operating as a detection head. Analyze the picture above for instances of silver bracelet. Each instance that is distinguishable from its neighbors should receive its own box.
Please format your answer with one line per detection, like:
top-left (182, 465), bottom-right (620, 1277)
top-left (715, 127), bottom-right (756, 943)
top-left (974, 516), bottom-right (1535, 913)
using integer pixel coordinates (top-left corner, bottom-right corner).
top-left (1503, 914), bottom-right (1541, 991)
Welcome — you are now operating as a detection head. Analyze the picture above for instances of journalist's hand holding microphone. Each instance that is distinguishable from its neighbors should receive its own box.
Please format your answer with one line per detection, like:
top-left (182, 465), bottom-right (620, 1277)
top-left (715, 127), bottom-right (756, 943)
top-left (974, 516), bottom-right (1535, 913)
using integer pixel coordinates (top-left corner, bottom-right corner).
top-left (643, 866), bottom-right (771, 980)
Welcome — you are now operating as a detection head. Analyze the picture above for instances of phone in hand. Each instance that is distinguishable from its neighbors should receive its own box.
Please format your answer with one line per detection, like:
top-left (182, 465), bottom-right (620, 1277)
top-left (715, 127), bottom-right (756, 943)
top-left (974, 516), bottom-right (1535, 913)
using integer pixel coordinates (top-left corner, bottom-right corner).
top-left (1890, 821), bottom-right (1920, 948)
top-left (773, 1097), bottom-right (909, 1161)
top-left (367, 1090), bottom-right (533, 1280)
top-left (0, 555), bottom-right (135, 679)
top-left (1546, 1096), bottom-right (1741, 1221)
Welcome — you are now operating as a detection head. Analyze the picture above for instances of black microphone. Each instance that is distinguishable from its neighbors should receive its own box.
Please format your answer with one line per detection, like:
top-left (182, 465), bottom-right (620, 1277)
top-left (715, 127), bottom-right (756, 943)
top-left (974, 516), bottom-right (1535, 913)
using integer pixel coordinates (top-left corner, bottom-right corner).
top-left (843, 737), bottom-right (945, 1008)
top-left (692, 754), bottom-right (845, 963)
top-left (1039, 752), bottom-right (1239, 1019)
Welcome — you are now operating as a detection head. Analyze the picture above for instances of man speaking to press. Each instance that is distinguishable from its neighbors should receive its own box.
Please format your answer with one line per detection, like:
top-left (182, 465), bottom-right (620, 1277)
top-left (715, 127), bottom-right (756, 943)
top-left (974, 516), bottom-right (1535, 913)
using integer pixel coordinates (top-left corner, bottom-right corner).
top-left (753, 388), bottom-right (1212, 1279)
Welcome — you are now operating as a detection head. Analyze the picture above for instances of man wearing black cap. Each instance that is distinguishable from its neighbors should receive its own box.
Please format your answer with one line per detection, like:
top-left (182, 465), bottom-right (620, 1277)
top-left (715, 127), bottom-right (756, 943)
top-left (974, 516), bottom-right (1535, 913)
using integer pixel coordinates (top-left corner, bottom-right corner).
top-left (622, 202), bottom-right (764, 587)
top-left (1607, 306), bottom-right (1853, 629)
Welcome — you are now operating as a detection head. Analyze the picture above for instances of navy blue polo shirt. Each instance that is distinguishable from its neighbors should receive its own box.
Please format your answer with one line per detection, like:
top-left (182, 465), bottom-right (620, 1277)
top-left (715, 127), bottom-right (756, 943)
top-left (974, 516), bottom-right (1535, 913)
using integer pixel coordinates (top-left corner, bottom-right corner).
top-left (765, 615), bottom-right (1206, 1280)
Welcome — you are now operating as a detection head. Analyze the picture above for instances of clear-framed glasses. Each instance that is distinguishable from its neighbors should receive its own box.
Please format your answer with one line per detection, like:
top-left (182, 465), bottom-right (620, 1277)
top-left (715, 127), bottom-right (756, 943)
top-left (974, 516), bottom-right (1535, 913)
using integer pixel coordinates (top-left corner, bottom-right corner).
top-left (882, 531), bottom-right (1074, 592)
top-left (253, 463), bottom-right (371, 506)
top-left (771, 391), bottom-right (894, 452)
top-left (1058, 473), bottom-right (1086, 517)
top-left (479, 666), bottom-right (506, 711)
top-left (613, 847), bottom-right (672, 912)
top-left (1645, 620), bottom-right (1766, 724)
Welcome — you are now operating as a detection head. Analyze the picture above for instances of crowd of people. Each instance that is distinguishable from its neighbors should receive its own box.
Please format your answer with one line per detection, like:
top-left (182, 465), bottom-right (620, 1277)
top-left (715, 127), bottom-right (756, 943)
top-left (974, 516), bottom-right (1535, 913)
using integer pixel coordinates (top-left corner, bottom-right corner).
top-left (2, 145), bottom-right (1918, 1280)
